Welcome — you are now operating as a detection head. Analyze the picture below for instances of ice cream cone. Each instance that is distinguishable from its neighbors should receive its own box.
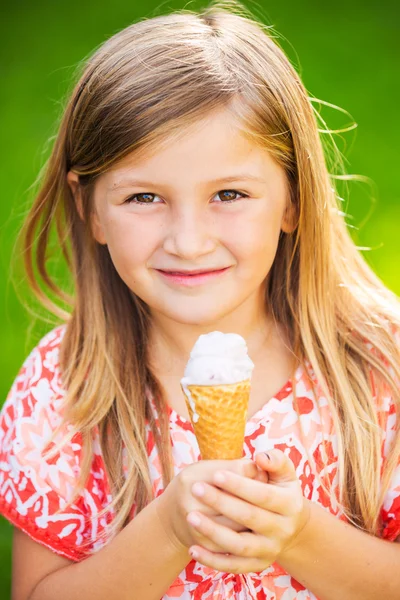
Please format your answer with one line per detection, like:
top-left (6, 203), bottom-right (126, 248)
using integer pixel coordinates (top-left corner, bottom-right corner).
top-left (181, 379), bottom-right (251, 460)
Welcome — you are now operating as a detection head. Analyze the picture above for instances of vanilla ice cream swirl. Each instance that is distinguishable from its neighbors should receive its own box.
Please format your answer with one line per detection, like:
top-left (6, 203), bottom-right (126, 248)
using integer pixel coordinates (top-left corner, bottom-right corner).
top-left (180, 331), bottom-right (254, 422)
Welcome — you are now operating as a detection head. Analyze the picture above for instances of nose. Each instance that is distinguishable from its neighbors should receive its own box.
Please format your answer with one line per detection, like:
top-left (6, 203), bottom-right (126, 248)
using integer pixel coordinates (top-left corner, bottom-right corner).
top-left (162, 207), bottom-right (216, 259)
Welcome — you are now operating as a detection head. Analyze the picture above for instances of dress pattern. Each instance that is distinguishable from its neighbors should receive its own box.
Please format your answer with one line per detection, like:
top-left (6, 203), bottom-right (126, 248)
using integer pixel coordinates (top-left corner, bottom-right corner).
top-left (0, 325), bottom-right (399, 599)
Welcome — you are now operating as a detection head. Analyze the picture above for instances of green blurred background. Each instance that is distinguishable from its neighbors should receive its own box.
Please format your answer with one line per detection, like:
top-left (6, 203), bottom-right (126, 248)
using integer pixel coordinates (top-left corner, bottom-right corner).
top-left (0, 0), bottom-right (399, 594)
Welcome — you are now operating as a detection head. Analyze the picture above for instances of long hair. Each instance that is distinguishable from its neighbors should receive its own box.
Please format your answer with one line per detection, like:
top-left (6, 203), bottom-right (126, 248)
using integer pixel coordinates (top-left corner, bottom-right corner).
top-left (17, 0), bottom-right (400, 548)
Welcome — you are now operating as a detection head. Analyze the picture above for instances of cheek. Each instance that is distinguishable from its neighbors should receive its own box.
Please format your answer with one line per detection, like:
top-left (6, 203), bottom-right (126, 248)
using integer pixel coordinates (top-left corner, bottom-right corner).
top-left (225, 205), bottom-right (283, 263)
top-left (100, 212), bottom-right (158, 272)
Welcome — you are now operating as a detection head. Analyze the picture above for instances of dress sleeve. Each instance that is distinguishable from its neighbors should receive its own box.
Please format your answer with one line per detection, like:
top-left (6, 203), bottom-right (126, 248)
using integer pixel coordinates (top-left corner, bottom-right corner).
top-left (378, 325), bottom-right (400, 542)
top-left (0, 327), bottom-right (114, 561)
top-left (379, 420), bottom-right (400, 540)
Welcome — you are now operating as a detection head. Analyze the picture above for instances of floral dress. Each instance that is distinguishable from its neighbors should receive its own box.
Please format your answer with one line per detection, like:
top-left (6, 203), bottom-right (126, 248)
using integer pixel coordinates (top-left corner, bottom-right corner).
top-left (0, 325), bottom-right (399, 599)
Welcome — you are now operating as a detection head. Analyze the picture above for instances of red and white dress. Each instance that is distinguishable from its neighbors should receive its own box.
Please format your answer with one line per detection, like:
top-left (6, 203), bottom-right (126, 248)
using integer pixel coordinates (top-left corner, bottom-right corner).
top-left (1, 325), bottom-right (399, 599)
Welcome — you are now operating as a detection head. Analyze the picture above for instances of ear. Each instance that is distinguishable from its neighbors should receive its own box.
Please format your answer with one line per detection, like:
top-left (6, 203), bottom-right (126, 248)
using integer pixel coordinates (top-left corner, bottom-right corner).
top-left (66, 171), bottom-right (84, 220)
top-left (66, 171), bottom-right (107, 245)
top-left (281, 195), bottom-right (298, 234)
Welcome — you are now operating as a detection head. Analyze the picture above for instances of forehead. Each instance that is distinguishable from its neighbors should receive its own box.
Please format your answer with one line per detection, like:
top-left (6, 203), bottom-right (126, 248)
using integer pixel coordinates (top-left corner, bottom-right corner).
top-left (102, 107), bottom-right (282, 191)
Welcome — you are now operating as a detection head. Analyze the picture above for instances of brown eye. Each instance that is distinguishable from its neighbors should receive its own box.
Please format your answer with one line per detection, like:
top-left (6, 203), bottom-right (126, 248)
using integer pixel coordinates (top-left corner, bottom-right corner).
top-left (214, 190), bottom-right (247, 203)
top-left (125, 193), bottom-right (160, 204)
top-left (137, 193), bottom-right (154, 203)
top-left (123, 189), bottom-right (248, 205)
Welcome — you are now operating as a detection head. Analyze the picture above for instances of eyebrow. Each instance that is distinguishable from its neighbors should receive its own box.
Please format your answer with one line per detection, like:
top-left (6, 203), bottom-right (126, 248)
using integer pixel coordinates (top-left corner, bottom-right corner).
top-left (107, 174), bottom-right (266, 191)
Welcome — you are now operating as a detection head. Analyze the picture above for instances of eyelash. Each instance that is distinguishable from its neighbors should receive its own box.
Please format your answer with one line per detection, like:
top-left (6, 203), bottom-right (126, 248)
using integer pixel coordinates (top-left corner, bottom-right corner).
top-left (123, 189), bottom-right (249, 206)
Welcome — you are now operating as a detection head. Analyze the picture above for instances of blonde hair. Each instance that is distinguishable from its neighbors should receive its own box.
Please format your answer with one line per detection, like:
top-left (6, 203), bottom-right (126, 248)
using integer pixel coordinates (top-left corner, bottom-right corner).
top-left (17, 0), bottom-right (400, 549)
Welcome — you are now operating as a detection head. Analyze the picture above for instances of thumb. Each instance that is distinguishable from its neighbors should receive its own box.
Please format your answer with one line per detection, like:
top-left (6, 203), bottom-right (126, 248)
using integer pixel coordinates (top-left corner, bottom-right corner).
top-left (255, 449), bottom-right (297, 484)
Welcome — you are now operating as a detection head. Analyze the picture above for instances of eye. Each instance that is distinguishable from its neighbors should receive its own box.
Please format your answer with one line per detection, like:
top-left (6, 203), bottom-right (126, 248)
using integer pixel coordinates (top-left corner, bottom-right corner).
top-left (213, 189), bottom-right (249, 203)
top-left (124, 193), bottom-right (162, 205)
top-left (123, 189), bottom-right (249, 206)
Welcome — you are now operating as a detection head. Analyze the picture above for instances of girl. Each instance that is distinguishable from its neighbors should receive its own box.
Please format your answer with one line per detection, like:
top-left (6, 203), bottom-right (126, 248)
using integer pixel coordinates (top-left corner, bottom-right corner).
top-left (1, 1), bottom-right (399, 599)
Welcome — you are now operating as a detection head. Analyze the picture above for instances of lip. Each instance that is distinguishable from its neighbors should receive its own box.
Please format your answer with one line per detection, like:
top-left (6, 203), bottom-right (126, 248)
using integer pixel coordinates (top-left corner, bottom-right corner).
top-left (155, 266), bottom-right (231, 287)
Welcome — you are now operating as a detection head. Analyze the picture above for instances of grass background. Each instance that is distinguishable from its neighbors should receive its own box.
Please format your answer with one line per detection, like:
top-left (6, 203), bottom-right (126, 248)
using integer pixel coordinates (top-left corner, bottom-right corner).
top-left (1, 0), bottom-right (399, 594)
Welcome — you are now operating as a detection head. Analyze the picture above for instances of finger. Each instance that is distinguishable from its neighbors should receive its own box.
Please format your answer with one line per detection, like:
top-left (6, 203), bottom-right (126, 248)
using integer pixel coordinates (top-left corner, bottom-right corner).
top-left (255, 450), bottom-right (297, 484)
top-left (211, 514), bottom-right (251, 533)
top-left (187, 518), bottom-right (229, 554)
top-left (211, 471), bottom-right (295, 515)
top-left (198, 458), bottom-right (264, 485)
top-left (254, 465), bottom-right (269, 484)
top-left (189, 545), bottom-right (267, 575)
top-left (187, 510), bottom-right (266, 558)
top-left (235, 459), bottom-right (268, 483)
top-left (233, 458), bottom-right (260, 480)
top-left (191, 481), bottom-right (286, 532)
top-left (190, 532), bottom-right (226, 554)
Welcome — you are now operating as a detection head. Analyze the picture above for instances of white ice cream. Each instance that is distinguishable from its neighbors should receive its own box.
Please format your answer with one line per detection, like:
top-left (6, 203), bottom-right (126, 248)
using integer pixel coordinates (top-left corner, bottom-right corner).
top-left (180, 331), bottom-right (254, 423)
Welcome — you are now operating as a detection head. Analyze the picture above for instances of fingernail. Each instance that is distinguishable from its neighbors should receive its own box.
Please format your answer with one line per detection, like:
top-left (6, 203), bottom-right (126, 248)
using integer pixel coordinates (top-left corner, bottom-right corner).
top-left (264, 452), bottom-right (271, 460)
top-left (187, 513), bottom-right (201, 526)
top-left (190, 548), bottom-right (199, 559)
top-left (192, 482), bottom-right (205, 497)
top-left (214, 471), bottom-right (226, 484)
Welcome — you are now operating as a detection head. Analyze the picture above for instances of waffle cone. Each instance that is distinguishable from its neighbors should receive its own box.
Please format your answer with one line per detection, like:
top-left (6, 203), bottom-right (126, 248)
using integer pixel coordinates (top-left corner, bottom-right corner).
top-left (181, 379), bottom-right (251, 460)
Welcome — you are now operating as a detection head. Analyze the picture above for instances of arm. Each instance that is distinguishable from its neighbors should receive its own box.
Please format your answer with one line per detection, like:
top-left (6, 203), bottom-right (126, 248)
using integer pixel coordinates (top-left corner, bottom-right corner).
top-left (27, 457), bottom-right (264, 600)
top-left (278, 499), bottom-right (400, 600)
top-left (29, 494), bottom-right (190, 600)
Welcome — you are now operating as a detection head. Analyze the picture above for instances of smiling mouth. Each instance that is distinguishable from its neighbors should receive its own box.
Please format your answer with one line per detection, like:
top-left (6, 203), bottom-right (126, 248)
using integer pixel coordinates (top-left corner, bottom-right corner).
top-left (154, 266), bottom-right (231, 286)
top-left (157, 267), bottom-right (230, 275)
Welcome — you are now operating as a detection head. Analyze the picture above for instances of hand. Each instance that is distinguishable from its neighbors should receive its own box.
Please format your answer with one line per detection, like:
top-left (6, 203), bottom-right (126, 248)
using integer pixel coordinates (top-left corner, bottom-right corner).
top-left (185, 449), bottom-right (311, 573)
top-left (157, 458), bottom-right (269, 552)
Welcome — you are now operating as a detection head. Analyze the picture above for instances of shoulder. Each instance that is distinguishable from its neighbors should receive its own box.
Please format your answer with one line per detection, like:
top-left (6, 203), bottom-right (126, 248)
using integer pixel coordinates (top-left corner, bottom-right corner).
top-left (20, 323), bottom-right (66, 381)
top-left (1, 325), bottom-right (68, 446)
top-left (0, 324), bottom-right (74, 502)
top-left (361, 321), bottom-right (400, 444)
top-left (3, 324), bottom-right (66, 398)
top-left (0, 324), bottom-right (112, 561)
top-left (368, 320), bottom-right (400, 406)
top-left (1, 323), bottom-right (66, 420)
top-left (376, 323), bottom-right (400, 541)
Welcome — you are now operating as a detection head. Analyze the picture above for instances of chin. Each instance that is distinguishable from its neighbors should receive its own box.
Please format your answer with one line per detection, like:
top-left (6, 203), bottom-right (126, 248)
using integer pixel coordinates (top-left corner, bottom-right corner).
top-left (157, 303), bottom-right (234, 327)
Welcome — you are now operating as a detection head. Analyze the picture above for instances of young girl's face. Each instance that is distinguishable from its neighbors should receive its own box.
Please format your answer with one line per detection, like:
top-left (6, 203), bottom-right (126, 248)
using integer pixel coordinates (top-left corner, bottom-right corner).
top-left (73, 107), bottom-right (294, 327)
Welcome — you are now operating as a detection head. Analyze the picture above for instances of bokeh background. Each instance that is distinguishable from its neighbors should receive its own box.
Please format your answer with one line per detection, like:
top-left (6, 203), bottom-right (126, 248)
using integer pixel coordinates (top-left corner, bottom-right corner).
top-left (0, 0), bottom-right (399, 594)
